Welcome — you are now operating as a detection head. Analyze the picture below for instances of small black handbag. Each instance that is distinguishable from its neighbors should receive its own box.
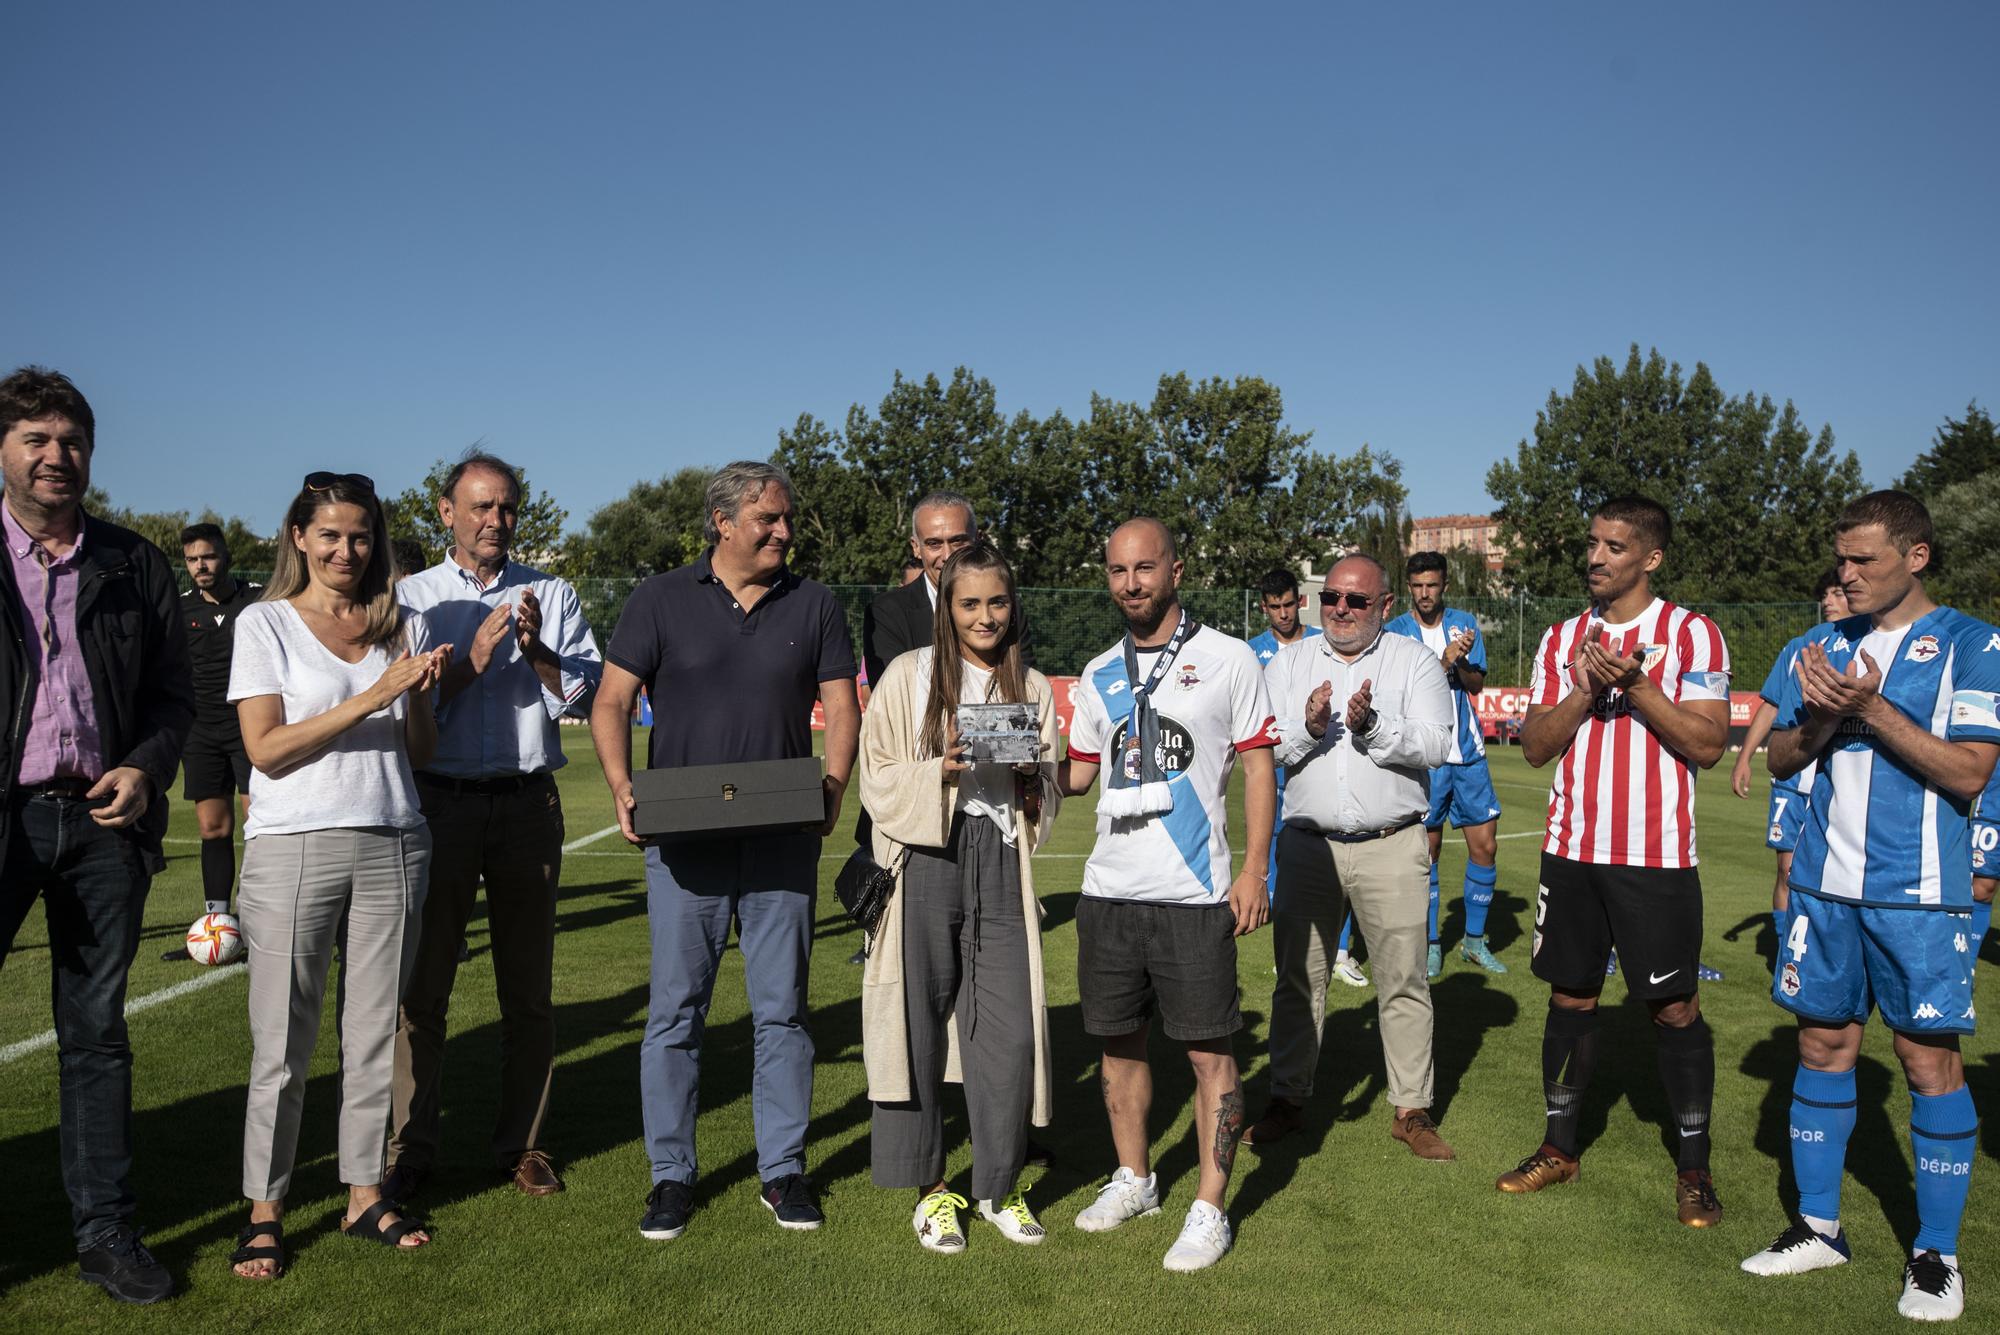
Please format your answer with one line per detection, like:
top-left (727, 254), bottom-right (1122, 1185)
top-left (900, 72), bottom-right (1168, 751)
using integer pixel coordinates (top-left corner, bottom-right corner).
top-left (834, 846), bottom-right (905, 953)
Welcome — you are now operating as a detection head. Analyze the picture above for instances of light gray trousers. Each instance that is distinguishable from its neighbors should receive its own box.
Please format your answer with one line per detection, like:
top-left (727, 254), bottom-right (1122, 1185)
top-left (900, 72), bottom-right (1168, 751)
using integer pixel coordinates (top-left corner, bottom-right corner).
top-left (871, 814), bottom-right (1032, 1202)
top-left (238, 826), bottom-right (431, 1199)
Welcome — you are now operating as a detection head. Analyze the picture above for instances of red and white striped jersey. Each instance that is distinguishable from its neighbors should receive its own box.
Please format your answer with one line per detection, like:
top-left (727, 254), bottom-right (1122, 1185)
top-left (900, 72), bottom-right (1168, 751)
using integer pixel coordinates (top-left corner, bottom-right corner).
top-left (1529, 598), bottom-right (1732, 868)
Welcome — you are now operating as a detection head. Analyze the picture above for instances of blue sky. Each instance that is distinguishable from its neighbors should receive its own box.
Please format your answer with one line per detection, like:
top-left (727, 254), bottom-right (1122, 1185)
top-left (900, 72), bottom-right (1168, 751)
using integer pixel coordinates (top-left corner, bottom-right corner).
top-left (8, 1), bottom-right (1995, 536)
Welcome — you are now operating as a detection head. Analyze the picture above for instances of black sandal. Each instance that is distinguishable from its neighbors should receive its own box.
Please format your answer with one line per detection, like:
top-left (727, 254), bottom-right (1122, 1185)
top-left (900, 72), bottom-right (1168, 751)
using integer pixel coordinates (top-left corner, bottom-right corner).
top-left (229, 1219), bottom-right (287, 1279)
top-left (341, 1199), bottom-right (430, 1249)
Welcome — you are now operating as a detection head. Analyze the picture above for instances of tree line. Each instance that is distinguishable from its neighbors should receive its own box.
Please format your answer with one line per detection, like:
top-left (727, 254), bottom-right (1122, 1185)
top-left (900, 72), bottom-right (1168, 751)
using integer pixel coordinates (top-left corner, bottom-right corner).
top-left (90, 357), bottom-right (1993, 618)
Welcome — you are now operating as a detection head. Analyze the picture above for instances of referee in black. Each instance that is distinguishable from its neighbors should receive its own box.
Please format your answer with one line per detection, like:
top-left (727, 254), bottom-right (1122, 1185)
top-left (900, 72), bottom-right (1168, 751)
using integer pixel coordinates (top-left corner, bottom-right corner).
top-left (164, 522), bottom-right (259, 958)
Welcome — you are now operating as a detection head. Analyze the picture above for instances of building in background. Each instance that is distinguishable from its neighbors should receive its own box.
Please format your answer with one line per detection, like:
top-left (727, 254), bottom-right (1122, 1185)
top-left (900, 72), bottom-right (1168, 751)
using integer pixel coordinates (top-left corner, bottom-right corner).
top-left (1408, 514), bottom-right (1505, 572)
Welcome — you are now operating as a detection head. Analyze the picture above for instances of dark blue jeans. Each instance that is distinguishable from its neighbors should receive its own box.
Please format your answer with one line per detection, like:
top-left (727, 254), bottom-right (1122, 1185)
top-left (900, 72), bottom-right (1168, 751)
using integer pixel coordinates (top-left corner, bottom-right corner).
top-left (0, 791), bottom-right (151, 1248)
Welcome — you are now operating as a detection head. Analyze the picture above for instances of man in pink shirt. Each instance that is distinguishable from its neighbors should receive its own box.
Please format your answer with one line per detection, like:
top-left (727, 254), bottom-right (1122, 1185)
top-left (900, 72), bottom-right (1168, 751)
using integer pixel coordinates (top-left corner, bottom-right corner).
top-left (0, 367), bottom-right (194, 1305)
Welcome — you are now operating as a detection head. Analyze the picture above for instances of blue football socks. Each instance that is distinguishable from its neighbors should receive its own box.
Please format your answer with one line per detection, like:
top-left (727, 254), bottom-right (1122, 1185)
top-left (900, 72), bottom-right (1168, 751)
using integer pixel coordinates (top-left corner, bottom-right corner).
top-left (1790, 1065), bottom-right (1858, 1226)
top-left (1427, 858), bottom-right (1440, 944)
top-left (1464, 861), bottom-right (1498, 939)
top-left (1911, 1086), bottom-right (1978, 1257)
top-left (1337, 912), bottom-right (1354, 956)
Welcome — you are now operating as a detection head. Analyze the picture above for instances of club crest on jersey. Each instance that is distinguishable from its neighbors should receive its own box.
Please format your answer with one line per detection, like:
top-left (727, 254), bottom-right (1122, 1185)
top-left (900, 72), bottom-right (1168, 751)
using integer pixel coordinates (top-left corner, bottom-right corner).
top-left (1175, 664), bottom-right (1201, 691)
top-left (1906, 634), bottom-right (1941, 664)
top-left (1779, 962), bottom-right (1802, 998)
top-left (1638, 644), bottom-right (1666, 671)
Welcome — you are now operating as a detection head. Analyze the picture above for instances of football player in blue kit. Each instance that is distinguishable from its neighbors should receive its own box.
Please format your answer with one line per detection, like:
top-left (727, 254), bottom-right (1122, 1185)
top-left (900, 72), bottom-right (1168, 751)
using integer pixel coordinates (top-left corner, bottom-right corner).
top-left (1742, 492), bottom-right (2000, 1323)
top-left (1385, 551), bottom-right (1505, 977)
top-left (1730, 570), bottom-right (1849, 957)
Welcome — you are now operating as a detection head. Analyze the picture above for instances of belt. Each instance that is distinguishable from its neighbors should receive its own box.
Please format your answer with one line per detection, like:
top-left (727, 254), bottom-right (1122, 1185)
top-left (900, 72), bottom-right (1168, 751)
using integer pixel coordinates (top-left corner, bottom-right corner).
top-left (415, 770), bottom-right (553, 796)
top-left (14, 777), bottom-right (97, 800)
top-left (1311, 817), bottom-right (1421, 844)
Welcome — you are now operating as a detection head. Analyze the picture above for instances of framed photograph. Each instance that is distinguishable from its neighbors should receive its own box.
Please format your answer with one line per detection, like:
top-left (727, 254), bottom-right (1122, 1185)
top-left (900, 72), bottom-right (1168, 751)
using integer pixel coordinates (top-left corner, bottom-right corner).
top-left (957, 701), bottom-right (1041, 764)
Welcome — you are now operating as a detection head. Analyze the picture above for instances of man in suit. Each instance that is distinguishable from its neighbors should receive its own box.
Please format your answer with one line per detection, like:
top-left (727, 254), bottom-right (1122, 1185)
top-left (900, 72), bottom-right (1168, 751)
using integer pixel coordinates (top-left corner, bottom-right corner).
top-left (862, 491), bottom-right (978, 687)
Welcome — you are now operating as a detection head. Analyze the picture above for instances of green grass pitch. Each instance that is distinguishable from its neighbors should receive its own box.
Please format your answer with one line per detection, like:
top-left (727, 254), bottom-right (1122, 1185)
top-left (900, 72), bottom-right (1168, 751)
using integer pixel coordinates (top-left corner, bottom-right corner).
top-left (1, 733), bottom-right (1994, 1333)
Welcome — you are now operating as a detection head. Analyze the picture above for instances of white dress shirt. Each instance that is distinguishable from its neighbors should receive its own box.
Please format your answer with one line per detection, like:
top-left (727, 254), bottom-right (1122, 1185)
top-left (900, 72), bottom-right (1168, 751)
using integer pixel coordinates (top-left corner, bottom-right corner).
top-left (395, 556), bottom-right (603, 778)
top-left (1265, 628), bottom-right (1454, 835)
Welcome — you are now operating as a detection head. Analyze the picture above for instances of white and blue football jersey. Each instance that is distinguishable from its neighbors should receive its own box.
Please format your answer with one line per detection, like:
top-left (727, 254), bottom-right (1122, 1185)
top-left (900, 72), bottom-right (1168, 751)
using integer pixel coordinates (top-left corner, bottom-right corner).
top-left (1761, 630), bottom-right (1826, 795)
top-left (1777, 608), bottom-right (2000, 910)
top-left (1248, 624), bottom-right (1321, 665)
top-left (1384, 607), bottom-right (1486, 763)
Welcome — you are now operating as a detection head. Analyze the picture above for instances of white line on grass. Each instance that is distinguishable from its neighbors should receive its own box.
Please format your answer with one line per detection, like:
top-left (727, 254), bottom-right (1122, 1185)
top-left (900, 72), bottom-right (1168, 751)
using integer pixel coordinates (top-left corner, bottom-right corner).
top-left (1, 824), bottom-right (623, 1066)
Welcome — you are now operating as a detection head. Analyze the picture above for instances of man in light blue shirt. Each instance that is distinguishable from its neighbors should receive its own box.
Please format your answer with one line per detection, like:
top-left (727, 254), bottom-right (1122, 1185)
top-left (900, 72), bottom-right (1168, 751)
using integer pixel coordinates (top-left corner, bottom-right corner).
top-left (387, 450), bottom-right (602, 1201)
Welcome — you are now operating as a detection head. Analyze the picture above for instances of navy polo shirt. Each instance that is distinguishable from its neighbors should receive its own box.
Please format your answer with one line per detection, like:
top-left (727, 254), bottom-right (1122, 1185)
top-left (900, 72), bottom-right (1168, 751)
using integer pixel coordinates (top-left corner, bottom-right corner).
top-left (606, 551), bottom-right (856, 770)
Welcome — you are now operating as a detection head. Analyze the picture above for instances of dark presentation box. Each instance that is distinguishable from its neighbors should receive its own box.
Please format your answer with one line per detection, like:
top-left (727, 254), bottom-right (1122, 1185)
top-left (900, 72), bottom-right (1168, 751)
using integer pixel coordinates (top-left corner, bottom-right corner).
top-left (631, 757), bottom-right (826, 841)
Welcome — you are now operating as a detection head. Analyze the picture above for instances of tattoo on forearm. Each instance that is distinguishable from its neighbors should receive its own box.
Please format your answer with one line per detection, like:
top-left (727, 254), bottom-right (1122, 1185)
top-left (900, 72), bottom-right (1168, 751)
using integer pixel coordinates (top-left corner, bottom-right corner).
top-left (1214, 1087), bottom-right (1245, 1179)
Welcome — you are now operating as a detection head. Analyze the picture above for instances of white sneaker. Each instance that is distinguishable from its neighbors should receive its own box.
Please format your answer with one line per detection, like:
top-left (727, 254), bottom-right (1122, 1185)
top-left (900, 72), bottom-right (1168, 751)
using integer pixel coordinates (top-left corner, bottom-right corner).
top-left (1334, 957), bottom-right (1368, 988)
top-left (1899, 1250), bottom-right (1965, 1322)
top-left (1741, 1221), bottom-right (1852, 1276)
top-left (1074, 1167), bottom-right (1161, 1233)
top-left (978, 1189), bottom-right (1046, 1245)
top-left (913, 1190), bottom-right (968, 1254)
top-left (1162, 1200), bottom-right (1232, 1272)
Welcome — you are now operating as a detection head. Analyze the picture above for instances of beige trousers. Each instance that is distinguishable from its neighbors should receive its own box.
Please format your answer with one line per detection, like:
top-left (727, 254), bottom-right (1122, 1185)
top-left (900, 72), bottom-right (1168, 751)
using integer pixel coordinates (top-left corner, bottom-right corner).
top-left (1268, 822), bottom-right (1434, 1110)
top-left (238, 826), bottom-right (431, 1199)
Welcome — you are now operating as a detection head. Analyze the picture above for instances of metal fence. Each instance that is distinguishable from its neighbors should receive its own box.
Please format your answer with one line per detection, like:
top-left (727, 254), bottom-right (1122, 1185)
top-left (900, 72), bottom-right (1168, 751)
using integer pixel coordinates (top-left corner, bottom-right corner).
top-left (220, 572), bottom-right (1821, 688)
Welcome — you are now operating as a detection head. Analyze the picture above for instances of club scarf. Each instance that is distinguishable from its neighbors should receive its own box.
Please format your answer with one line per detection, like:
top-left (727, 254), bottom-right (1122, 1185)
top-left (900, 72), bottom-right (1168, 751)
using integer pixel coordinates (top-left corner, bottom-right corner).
top-left (1099, 611), bottom-right (1196, 818)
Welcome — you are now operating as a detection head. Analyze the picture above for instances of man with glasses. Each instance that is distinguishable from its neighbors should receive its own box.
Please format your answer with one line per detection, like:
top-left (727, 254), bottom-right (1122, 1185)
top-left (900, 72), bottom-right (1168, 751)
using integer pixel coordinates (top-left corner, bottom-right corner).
top-left (1246, 555), bottom-right (1457, 1159)
top-left (0, 367), bottom-right (195, 1304)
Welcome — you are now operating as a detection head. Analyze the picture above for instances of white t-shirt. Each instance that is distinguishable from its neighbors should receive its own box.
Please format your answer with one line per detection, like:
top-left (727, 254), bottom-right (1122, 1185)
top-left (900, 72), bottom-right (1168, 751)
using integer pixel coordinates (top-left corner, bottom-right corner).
top-left (227, 600), bottom-right (430, 838)
top-left (1068, 624), bottom-right (1278, 906)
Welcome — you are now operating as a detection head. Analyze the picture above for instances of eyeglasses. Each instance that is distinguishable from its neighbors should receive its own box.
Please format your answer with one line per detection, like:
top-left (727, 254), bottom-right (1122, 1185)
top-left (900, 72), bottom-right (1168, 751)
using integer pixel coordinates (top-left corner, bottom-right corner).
top-left (304, 471), bottom-right (375, 494)
top-left (1318, 590), bottom-right (1379, 611)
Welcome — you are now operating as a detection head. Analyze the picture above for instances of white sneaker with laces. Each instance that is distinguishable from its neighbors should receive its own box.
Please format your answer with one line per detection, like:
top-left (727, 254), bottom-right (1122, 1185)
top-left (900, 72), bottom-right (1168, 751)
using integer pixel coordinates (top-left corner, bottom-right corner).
top-left (1162, 1200), bottom-right (1232, 1272)
top-left (1074, 1167), bottom-right (1161, 1233)
top-left (1334, 957), bottom-right (1368, 988)
top-left (978, 1189), bottom-right (1046, 1245)
top-left (1898, 1250), bottom-right (1965, 1322)
top-left (913, 1190), bottom-right (968, 1254)
top-left (1740, 1221), bottom-right (1851, 1276)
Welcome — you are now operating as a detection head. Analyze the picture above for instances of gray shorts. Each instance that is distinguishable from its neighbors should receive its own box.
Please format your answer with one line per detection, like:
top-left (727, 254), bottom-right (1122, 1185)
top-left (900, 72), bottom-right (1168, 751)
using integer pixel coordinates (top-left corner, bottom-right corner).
top-left (1076, 896), bottom-right (1242, 1042)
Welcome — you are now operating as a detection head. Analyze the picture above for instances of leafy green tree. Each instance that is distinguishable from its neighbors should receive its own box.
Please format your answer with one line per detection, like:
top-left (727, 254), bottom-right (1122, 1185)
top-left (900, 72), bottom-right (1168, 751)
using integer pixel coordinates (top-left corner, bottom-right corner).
top-left (382, 457), bottom-right (569, 573)
top-left (567, 466), bottom-right (715, 578)
top-left (1899, 401), bottom-right (1998, 499)
top-left (1928, 475), bottom-right (2000, 619)
top-left (1348, 498), bottom-right (1413, 583)
top-left (80, 487), bottom-right (276, 576)
top-left (1486, 345), bottom-right (1864, 601)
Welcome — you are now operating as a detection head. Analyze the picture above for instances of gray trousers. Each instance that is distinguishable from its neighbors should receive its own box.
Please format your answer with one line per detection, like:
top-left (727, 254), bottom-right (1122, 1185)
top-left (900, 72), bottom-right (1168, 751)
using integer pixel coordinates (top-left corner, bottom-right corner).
top-left (872, 814), bottom-right (1032, 1202)
top-left (1269, 822), bottom-right (1435, 1110)
top-left (238, 826), bottom-right (431, 1199)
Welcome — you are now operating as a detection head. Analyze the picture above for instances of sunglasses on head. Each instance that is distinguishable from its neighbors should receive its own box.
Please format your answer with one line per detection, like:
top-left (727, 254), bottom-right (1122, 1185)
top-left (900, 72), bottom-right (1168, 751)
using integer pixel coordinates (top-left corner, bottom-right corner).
top-left (1318, 590), bottom-right (1378, 610)
top-left (304, 471), bottom-right (375, 494)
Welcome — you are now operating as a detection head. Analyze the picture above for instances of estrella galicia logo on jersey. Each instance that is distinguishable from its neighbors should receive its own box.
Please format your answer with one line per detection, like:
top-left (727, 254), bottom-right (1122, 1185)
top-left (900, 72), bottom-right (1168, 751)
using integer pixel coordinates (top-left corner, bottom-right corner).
top-left (1175, 664), bottom-right (1201, 691)
top-left (1108, 715), bottom-right (1195, 782)
top-left (1907, 634), bottom-right (1942, 664)
top-left (1779, 962), bottom-right (1802, 998)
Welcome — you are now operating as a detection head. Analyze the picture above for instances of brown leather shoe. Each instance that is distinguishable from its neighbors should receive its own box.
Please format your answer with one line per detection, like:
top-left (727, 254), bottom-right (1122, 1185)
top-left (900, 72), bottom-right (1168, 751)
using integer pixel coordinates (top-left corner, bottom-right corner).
top-left (509, 1150), bottom-right (565, 1196)
top-left (383, 1160), bottom-right (429, 1206)
top-left (1496, 1147), bottom-right (1580, 1193)
top-left (1675, 1169), bottom-right (1722, 1227)
top-left (1243, 1097), bottom-right (1305, 1147)
top-left (1390, 1110), bottom-right (1456, 1161)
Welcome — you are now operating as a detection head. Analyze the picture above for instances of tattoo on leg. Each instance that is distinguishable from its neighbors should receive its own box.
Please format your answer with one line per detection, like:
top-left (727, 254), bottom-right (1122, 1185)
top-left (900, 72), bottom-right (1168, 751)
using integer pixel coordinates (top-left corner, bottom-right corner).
top-left (1214, 1087), bottom-right (1246, 1180)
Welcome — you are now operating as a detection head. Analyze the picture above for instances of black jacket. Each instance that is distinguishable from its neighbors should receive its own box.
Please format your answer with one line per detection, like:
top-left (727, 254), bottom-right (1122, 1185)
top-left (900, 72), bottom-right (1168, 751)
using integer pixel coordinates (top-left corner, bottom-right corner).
top-left (0, 510), bottom-right (196, 874)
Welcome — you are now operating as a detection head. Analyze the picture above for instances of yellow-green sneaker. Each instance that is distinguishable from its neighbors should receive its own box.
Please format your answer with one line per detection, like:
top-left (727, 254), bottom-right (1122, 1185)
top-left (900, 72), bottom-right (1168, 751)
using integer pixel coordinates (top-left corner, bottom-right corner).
top-left (913, 1190), bottom-right (968, 1254)
top-left (978, 1189), bottom-right (1046, 1245)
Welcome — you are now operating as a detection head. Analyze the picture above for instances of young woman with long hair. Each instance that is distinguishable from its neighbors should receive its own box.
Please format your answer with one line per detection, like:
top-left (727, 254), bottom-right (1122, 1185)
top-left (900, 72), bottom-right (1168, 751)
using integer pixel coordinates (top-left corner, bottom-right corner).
top-left (225, 472), bottom-right (452, 1279)
top-left (858, 541), bottom-right (1063, 1253)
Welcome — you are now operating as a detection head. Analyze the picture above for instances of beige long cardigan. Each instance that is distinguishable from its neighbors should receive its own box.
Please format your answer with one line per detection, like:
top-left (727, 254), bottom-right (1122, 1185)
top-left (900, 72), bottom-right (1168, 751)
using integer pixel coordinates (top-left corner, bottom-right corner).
top-left (857, 649), bottom-right (1063, 1127)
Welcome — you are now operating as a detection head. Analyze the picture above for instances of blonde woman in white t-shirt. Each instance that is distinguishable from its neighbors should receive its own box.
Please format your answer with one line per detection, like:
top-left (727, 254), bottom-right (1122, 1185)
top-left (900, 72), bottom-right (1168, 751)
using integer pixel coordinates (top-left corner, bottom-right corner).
top-left (224, 473), bottom-right (451, 1280)
top-left (858, 542), bottom-right (1062, 1254)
